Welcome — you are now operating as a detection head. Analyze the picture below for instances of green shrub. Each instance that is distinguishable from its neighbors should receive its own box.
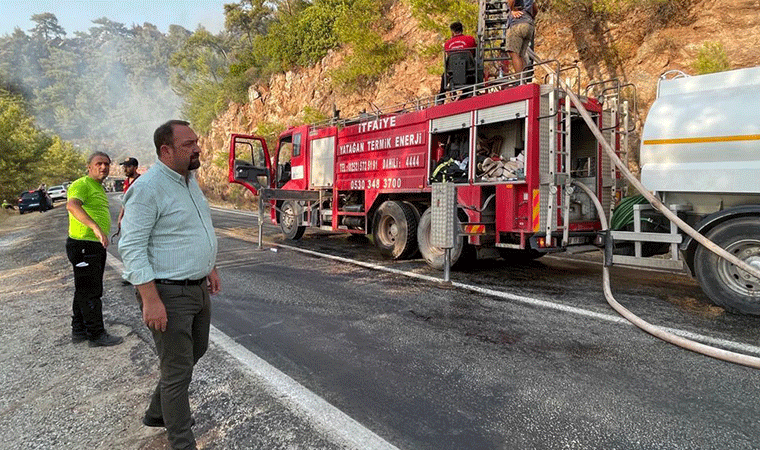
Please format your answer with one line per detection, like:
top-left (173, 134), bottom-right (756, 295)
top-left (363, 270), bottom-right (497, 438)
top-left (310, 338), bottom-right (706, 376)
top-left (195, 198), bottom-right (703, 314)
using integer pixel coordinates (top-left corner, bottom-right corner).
top-left (406, 0), bottom-right (478, 36)
top-left (181, 82), bottom-right (226, 135)
top-left (301, 106), bottom-right (330, 124)
top-left (180, 0), bottom-right (416, 126)
top-left (692, 41), bottom-right (730, 75)
top-left (296, 1), bottom-right (342, 65)
top-left (328, 0), bottom-right (407, 90)
top-left (254, 121), bottom-right (287, 153)
top-left (260, 0), bottom-right (344, 71)
top-left (330, 40), bottom-right (406, 90)
top-left (213, 151), bottom-right (230, 170)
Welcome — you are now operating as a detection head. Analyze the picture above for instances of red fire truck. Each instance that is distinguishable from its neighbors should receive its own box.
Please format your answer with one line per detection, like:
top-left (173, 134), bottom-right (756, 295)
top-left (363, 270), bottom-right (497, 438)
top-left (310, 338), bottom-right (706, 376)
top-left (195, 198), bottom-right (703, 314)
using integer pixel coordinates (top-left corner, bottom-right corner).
top-left (228, 65), bottom-right (632, 269)
top-left (228, 0), bottom-right (760, 315)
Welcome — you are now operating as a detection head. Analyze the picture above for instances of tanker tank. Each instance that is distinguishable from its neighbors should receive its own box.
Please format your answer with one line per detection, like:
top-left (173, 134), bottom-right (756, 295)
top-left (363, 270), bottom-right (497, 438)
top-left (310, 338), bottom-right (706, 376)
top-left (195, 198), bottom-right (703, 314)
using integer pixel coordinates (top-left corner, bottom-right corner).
top-left (640, 66), bottom-right (760, 201)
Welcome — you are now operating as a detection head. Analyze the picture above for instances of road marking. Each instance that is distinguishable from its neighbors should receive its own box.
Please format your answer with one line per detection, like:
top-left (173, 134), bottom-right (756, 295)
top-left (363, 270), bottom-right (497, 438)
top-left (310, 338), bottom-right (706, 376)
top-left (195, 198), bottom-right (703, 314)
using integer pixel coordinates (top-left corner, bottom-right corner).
top-left (268, 243), bottom-right (760, 357)
top-left (209, 327), bottom-right (400, 450)
top-left (211, 206), bottom-right (260, 219)
top-left (105, 252), bottom-right (399, 450)
top-left (208, 207), bottom-right (760, 356)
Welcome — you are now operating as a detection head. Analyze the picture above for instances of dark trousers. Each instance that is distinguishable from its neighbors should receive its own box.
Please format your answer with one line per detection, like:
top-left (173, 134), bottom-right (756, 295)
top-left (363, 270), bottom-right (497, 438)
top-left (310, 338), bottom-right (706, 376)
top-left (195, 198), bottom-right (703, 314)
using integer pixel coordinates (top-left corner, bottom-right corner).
top-left (66, 238), bottom-right (106, 339)
top-left (139, 282), bottom-right (210, 450)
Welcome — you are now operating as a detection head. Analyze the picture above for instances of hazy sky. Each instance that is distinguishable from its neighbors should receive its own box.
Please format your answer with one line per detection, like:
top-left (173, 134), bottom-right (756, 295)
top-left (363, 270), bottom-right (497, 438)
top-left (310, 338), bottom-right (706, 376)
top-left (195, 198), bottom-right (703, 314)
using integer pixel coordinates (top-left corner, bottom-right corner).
top-left (0, 0), bottom-right (227, 36)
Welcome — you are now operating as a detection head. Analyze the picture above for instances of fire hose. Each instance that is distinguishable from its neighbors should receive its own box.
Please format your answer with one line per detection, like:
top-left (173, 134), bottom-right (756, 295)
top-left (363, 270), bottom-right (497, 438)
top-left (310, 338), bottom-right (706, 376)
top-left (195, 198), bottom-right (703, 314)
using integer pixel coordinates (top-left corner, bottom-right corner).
top-left (560, 78), bottom-right (760, 369)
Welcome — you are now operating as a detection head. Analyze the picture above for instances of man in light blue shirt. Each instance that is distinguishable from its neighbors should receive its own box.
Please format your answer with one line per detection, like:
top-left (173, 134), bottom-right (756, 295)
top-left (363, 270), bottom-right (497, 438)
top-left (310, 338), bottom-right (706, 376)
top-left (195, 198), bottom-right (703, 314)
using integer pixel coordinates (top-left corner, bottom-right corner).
top-left (119, 119), bottom-right (220, 450)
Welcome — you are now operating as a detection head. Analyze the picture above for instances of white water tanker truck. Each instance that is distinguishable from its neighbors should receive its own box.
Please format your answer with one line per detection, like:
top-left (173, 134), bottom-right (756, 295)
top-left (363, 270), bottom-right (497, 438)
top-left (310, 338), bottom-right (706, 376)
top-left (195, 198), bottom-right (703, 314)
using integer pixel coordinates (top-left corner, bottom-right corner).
top-left (611, 66), bottom-right (760, 315)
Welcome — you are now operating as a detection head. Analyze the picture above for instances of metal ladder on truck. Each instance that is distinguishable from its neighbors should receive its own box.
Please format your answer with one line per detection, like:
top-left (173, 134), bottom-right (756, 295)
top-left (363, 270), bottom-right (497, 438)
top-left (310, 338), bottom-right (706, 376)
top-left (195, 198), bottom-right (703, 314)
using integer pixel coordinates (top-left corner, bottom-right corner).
top-left (477, 0), bottom-right (539, 83)
top-left (552, 75), bottom-right (686, 271)
top-left (538, 62), bottom-right (636, 251)
top-left (477, 0), bottom-right (512, 78)
top-left (584, 78), bottom-right (636, 211)
top-left (543, 72), bottom-right (574, 247)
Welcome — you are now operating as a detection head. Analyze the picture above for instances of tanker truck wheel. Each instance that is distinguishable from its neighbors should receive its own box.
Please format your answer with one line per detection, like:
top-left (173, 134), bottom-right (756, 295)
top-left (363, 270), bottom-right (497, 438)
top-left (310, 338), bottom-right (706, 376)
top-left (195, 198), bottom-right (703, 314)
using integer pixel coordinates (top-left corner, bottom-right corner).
top-left (372, 201), bottom-right (418, 259)
top-left (280, 201), bottom-right (305, 240)
top-left (694, 217), bottom-right (760, 315)
top-left (416, 208), bottom-right (464, 270)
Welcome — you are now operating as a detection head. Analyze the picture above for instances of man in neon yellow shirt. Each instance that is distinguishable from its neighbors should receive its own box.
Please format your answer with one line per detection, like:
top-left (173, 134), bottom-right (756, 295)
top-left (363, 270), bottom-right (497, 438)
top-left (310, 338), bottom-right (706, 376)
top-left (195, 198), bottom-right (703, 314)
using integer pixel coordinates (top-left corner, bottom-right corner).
top-left (66, 151), bottom-right (123, 347)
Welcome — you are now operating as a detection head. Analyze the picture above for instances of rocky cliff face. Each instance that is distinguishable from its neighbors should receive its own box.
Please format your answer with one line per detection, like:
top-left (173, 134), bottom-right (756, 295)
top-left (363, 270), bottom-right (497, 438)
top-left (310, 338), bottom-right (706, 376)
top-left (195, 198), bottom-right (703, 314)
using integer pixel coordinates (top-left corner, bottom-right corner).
top-left (198, 0), bottom-right (760, 203)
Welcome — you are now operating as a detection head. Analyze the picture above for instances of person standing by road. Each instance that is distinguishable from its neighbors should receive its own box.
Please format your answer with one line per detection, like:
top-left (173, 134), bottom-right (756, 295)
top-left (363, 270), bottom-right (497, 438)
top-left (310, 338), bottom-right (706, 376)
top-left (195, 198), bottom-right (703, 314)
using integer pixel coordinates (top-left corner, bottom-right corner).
top-left (120, 157), bottom-right (141, 192)
top-left (115, 157), bottom-right (140, 237)
top-left (66, 152), bottom-right (124, 347)
top-left (119, 120), bottom-right (220, 450)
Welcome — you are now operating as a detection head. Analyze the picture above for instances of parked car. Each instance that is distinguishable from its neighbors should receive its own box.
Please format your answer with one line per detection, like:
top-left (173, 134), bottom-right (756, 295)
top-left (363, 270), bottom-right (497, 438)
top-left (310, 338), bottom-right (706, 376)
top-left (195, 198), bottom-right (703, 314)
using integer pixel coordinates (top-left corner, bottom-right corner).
top-left (18, 190), bottom-right (52, 214)
top-left (47, 185), bottom-right (67, 202)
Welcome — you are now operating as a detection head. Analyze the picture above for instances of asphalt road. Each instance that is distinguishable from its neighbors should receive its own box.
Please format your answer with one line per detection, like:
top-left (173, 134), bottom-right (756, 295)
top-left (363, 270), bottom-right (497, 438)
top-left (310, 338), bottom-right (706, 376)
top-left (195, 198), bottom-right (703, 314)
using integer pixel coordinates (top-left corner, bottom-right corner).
top-left (111, 197), bottom-right (760, 450)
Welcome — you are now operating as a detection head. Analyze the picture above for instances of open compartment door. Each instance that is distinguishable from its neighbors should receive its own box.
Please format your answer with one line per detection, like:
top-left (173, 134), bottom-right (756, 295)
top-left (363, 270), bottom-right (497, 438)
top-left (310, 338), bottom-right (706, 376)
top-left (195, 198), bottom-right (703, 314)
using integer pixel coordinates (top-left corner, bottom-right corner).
top-left (228, 134), bottom-right (272, 195)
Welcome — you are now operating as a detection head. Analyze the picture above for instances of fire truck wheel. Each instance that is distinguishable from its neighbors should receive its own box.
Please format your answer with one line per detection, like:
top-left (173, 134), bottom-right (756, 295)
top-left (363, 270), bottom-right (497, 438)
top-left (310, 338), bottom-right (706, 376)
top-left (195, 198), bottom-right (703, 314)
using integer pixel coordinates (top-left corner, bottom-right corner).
top-left (372, 201), bottom-right (418, 259)
top-left (280, 201), bottom-right (305, 240)
top-left (416, 208), bottom-right (463, 270)
top-left (402, 201), bottom-right (421, 258)
top-left (694, 217), bottom-right (760, 315)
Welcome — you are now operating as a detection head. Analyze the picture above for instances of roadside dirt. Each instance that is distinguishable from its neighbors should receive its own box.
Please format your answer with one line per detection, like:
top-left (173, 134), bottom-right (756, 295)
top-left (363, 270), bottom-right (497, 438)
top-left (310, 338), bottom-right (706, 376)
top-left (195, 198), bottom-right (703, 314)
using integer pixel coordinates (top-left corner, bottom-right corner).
top-left (0, 208), bottom-right (166, 449)
top-left (0, 207), bottom-right (345, 450)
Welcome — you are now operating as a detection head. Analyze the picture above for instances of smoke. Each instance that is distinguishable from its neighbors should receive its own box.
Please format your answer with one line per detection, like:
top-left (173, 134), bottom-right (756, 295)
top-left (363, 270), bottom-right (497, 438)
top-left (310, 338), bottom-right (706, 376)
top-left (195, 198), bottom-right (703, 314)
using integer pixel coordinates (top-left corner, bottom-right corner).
top-left (72, 36), bottom-right (183, 166)
top-left (0, 19), bottom-right (186, 168)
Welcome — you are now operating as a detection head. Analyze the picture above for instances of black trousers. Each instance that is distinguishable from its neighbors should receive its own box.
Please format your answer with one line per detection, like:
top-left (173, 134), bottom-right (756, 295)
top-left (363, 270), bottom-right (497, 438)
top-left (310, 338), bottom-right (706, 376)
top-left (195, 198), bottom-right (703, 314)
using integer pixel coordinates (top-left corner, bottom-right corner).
top-left (66, 238), bottom-right (107, 339)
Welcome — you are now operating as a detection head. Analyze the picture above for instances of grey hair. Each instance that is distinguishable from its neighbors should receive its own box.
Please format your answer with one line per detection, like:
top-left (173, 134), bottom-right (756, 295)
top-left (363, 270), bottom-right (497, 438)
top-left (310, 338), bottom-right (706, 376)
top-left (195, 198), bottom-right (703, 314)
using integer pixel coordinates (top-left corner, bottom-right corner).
top-left (87, 151), bottom-right (111, 164)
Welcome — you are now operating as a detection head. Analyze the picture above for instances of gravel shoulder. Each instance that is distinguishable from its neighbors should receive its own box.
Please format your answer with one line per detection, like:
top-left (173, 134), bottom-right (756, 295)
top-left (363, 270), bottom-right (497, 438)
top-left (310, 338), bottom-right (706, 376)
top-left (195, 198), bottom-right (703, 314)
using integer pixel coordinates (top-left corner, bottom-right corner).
top-left (0, 207), bottom-right (347, 450)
